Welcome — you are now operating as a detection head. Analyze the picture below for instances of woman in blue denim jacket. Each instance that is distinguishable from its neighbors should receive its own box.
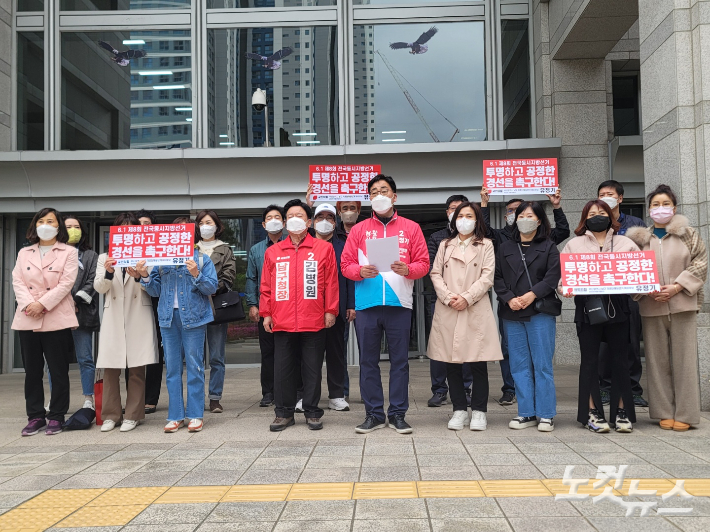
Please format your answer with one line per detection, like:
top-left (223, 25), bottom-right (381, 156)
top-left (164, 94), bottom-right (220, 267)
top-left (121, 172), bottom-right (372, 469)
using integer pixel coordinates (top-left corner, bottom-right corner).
top-left (137, 218), bottom-right (219, 433)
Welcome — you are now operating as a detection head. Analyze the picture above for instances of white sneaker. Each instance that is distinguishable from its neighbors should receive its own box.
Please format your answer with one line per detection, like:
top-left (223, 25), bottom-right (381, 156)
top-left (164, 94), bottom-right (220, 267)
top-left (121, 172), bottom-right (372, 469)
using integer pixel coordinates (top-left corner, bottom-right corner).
top-left (538, 418), bottom-right (554, 432)
top-left (329, 398), bottom-right (350, 411)
top-left (100, 420), bottom-right (116, 432)
top-left (295, 399), bottom-right (304, 413)
top-left (447, 410), bottom-right (468, 431)
top-left (120, 419), bottom-right (139, 432)
top-left (188, 418), bottom-right (203, 432)
top-left (470, 410), bottom-right (487, 431)
top-left (83, 399), bottom-right (94, 410)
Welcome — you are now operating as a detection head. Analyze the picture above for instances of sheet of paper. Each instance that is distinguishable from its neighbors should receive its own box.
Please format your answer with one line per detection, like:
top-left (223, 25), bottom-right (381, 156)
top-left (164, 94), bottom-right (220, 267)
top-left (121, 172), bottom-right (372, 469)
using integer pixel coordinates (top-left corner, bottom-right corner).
top-left (366, 236), bottom-right (400, 273)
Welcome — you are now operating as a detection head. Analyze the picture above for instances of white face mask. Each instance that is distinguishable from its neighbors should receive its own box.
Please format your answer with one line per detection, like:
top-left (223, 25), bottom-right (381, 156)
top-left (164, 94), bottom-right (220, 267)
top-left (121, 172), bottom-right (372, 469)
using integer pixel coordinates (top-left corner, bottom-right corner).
top-left (516, 218), bottom-right (539, 235)
top-left (199, 225), bottom-right (217, 239)
top-left (506, 213), bottom-right (516, 226)
top-left (447, 212), bottom-right (454, 222)
top-left (340, 211), bottom-right (358, 224)
top-left (600, 197), bottom-right (618, 210)
top-left (36, 224), bottom-right (59, 241)
top-left (456, 218), bottom-right (476, 235)
top-left (264, 219), bottom-right (284, 234)
top-left (371, 195), bottom-right (393, 214)
top-left (286, 217), bottom-right (307, 234)
top-left (315, 220), bottom-right (335, 235)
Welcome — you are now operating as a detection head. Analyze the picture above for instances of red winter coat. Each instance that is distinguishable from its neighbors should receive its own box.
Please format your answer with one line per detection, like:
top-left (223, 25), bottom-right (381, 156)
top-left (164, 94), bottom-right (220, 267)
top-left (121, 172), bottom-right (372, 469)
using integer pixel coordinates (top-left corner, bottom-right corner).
top-left (260, 233), bottom-right (339, 332)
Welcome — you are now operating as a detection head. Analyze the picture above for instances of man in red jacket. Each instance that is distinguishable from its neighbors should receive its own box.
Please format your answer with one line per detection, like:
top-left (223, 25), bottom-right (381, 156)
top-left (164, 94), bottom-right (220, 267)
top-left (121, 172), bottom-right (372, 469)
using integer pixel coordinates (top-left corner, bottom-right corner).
top-left (260, 199), bottom-right (339, 432)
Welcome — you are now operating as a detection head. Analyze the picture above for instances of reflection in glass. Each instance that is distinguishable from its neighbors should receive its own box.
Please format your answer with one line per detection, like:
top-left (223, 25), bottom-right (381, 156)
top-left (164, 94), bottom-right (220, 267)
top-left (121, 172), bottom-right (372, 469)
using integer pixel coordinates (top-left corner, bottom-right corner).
top-left (208, 27), bottom-right (339, 148)
top-left (18, 0), bottom-right (44, 10)
top-left (61, 31), bottom-right (192, 150)
top-left (353, 0), bottom-right (481, 5)
top-left (60, 0), bottom-right (191, 9)
top-left (501, 19), bottom-right (531, 139)
top-left (207, 0), bottom-right (335, 8)
top-left (17, 32), bottom-right (45, 151)
top-left (353, 22), bottom-right (486, 145)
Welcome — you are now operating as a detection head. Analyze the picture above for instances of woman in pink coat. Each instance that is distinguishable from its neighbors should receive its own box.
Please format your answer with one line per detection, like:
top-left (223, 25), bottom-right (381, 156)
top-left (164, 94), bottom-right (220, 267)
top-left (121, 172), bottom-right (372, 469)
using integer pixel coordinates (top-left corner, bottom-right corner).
top-left (12, 208), bottom-right (79, 436)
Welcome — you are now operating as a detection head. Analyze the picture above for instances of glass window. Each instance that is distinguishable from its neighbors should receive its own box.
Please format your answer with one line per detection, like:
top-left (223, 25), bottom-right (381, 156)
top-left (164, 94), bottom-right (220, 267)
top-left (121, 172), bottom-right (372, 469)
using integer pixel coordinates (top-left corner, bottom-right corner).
top-left (353, 0), bottom-right (481, 4)
top-left (354, 22), bottom-right (486, 145)
top-left (208, 26), bottom-right (339, 148)
top-left (501, 19), bottom-right (531, 139)
top-left (17, 32), bottom-right (44, 151)
top-left (61, 30), bottom-right (192, 150)
top-left (60, 0), bottom-right (191, 9)
top-left (207, 0), bottom-right (336, 7)
top-left (613, 75), bottom-right (640, 136)
top-left (18, 0), bottom-right (43, 10)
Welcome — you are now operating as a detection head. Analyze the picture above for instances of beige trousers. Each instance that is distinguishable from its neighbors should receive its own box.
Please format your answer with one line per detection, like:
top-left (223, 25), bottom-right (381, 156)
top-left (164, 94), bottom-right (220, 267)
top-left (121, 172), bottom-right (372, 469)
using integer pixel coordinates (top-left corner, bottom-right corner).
top-left (642, 311), bottom-right (700, 424)
top-left (102, 367), bottom-right (146, 423)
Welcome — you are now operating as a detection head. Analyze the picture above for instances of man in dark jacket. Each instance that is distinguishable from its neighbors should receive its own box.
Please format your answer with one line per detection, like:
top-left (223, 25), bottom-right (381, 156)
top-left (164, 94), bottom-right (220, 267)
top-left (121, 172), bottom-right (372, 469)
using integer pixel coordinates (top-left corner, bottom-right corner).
top-left (426, 194), bottom-right (474, 407)
top-left (314, 204), bottom-right (356, 411)
top-left (480, 187), bottom-right (570, 406)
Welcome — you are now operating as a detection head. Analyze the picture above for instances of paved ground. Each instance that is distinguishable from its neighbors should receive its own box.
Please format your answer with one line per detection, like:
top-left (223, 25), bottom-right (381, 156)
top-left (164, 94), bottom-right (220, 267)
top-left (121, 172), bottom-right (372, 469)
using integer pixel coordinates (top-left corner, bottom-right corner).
top-left (1, 360), bottom-right (710, 531)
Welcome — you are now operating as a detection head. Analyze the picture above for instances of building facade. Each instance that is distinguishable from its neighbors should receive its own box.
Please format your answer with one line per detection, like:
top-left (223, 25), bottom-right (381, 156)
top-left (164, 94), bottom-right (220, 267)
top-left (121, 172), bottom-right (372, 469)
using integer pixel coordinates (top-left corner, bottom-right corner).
top-left (1, 0), bottom-right (709, 407)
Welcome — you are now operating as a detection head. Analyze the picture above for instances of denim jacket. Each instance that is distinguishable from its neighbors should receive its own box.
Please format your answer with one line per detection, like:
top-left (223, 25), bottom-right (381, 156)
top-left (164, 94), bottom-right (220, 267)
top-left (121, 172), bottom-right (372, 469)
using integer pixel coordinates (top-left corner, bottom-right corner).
top-left (142, 250), bottom-right (219, 329)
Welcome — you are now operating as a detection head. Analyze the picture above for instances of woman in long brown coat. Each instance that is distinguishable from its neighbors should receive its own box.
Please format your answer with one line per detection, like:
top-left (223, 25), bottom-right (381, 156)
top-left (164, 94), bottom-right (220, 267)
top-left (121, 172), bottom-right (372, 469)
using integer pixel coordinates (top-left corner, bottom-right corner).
top-left (427, 201), bottom-right (502, 431)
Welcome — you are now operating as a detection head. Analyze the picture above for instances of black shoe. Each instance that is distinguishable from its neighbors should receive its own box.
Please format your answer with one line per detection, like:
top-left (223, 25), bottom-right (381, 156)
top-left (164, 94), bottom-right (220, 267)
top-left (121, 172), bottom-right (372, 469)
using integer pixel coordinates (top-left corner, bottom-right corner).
top-left (388, 415), bottom-right (413, 434)
top-left (633, 395), bottom-right (649, 407)
top-left (260, 393), bottom-right (274, 407)
top-left (466, 390), bottom-right (472, 408)
top-left (307, 418), bottom-right (323, 430)
top-left (600, 390), bottom-right (611, 406)
top-left (355, 415), bottom-right (386, 434)
top-left (269, 417), bottom-right (295, 432)
top-left (427, 392), bottom-right (448, 407)
top-left (144, 406), bottom-right (157, 415)
top-left (498, 392), bottom-right (516, 406)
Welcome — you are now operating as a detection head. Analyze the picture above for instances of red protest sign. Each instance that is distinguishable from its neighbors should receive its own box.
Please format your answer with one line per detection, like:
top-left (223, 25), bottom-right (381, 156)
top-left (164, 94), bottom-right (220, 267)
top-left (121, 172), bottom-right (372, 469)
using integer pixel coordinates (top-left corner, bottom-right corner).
top-left (309, 165), bottom-right (381, 201)
top-left (483, 158), bottom-right (558, 195)
top-left (560, 250), bottom-right (661, 295)
top-left (108, 223), bottom-right (195, 267)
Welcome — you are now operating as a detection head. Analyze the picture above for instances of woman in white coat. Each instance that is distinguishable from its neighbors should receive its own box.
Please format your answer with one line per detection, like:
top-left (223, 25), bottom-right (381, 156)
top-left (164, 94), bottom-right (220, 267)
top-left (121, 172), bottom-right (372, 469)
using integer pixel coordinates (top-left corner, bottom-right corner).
top-left (94, 213), bottom-right (158, 432)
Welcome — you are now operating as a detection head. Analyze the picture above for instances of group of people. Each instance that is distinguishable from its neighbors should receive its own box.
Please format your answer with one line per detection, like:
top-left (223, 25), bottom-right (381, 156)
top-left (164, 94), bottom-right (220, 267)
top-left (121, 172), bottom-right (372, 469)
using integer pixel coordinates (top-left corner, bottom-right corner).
top-left (12, 174), bottom-right (708, 436)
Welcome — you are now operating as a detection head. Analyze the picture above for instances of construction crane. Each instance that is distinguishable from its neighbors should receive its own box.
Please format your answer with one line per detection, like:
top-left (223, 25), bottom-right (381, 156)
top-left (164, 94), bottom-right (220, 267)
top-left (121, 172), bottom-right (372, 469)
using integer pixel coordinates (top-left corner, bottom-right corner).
top-left (375, 50), bottom-right (459, 143)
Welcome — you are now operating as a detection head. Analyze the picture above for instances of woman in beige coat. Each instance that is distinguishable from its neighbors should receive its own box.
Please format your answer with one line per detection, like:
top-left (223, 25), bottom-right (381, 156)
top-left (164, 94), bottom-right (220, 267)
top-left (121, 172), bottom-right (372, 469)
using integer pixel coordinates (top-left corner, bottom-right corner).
top-left (626, 184), bottom-right (708, 431)
top-left (94, 213), bottom-right (158, 432)
top-left (428, 201), bottom-right (502, 431)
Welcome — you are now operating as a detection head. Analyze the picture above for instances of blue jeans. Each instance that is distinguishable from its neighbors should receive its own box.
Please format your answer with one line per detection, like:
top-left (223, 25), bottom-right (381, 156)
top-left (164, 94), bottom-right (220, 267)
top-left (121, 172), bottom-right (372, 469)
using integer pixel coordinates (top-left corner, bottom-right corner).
top-left (49, 329), bottom-right (96, 397)
top-left (161, 309), bottom-right (207, 421)
top-left (502, 313), bottom-right (557, 419)
top-left (207, 322), bottom-right (228, 400)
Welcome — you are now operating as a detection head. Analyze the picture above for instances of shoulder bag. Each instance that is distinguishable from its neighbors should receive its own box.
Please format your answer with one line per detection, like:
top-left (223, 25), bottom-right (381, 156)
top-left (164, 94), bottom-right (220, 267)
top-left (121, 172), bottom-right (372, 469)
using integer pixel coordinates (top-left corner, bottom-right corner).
top-left (518, 243), bottom-right (562, 317)
top-left (199, 254), bottom-right (246, 324)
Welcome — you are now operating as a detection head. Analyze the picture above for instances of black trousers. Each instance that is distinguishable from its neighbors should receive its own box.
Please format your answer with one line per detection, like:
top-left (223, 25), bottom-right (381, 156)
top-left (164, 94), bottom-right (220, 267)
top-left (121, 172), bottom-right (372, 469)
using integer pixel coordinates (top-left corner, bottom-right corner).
top-left (447, 361), bottom-right (488, 412)
top-left (578, 320), bottom-right (636, 425)
top-left (274, 330), bottom-right (326, 419)
top-left (599, 300), bottom-right (643, 395)
top-left (259, 317), bottom-right (276, 396)
top-left (20, 329), bottom-right (73, 422)
top-left (144, 299), bottom-right (164, 406)
top-left (325, 318), bottom-right (346, 399)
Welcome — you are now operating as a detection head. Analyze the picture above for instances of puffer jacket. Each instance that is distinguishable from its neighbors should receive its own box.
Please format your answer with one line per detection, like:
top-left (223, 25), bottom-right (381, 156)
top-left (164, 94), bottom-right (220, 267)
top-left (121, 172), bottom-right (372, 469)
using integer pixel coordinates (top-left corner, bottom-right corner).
top-left (626, 215), bottom-right (708, 316)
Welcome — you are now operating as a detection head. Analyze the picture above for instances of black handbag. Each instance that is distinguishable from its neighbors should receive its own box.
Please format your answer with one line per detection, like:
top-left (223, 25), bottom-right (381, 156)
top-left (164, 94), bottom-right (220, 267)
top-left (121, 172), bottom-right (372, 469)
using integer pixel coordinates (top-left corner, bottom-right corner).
top-left (583, 295), bottom-right (616, 325)
top-left (518, 244), bottom-right (562, 317)
top-left (212, 290), bottom-right (246, 324)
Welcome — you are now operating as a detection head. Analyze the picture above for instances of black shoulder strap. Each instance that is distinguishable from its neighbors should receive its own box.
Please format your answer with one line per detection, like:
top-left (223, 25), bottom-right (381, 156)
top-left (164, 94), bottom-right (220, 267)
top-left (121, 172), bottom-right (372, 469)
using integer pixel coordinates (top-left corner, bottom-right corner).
top-left (517, 243), bottom-right (534, 291)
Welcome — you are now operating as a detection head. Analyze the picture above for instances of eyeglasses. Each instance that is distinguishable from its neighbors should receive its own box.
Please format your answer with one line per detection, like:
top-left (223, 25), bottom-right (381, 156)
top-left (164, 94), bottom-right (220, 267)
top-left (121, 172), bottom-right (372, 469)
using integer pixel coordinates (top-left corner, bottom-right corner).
top-left (369, 188), bottom-right (391, 198)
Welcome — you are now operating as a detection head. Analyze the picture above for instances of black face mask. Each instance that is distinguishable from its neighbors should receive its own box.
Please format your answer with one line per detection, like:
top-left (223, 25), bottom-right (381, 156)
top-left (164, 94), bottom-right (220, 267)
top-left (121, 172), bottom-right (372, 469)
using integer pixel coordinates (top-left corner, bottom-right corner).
top-left (585, 215), bottom-right (611, 233)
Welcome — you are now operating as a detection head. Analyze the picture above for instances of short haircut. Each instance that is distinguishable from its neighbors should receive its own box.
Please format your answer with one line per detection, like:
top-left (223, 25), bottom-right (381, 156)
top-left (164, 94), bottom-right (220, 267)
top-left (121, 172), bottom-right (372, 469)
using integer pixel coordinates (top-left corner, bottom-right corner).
top-left (63, 214), bottom-right (92, 251)
top-left (647, 183), bottom-right (678, 207)
top-left (134, 209), bottom-right (156, 224)
top-left (445, 202), bottom-right (487, 243)
top-left (173, 216), bottom-right (192, 224)
top-left (336, 200), bottom-right (362, 211)
top-left (598, 180), bottom-right (624, 196)
top-left (446, 194), bottom-right (469, 209)
top-left (284, 199), bottom-right (312, 219)
top-left (195, 210), bottom-right (225, 241)
top-left (27, 208), bottom-right (69, 244)
top-left (506, 198), bottom-right (524, 207)
top-left (574, 200), bottom-right (621, 236)
top-left (113, 212), bottom-right (140, 226)
top-left (511, 201), bottom-right (551, 243)
top-left (262, 204), bottom-right (285, 221)
top-left (367, 174), bottom-right (397, 194)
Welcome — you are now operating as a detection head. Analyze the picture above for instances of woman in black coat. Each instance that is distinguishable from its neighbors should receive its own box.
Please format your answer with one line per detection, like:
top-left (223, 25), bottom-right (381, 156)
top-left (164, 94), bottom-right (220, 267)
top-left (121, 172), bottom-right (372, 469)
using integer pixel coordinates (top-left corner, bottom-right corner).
top-left (65, 216), bottom-right (99, 410)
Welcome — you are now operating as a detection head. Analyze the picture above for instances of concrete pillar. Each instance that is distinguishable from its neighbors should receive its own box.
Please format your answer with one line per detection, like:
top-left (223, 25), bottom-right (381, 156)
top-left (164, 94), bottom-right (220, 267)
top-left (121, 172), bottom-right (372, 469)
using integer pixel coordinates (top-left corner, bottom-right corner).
top-left (639, 0), bottom-right (710, 408)
top-left (0, 0), bottom-right (11, 150)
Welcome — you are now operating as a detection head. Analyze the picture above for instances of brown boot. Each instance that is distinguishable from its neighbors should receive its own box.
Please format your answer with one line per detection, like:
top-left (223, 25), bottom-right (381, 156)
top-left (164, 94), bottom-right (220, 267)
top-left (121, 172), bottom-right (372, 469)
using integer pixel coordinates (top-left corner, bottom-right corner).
top-left (270, 417), bottom-right (295, 432)
top-left (307, 418), bottom-right (323, 431)
top-left (209, 400), bottom-right (223, 413)
top-left (659, 419), bottom-right (674, 430)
